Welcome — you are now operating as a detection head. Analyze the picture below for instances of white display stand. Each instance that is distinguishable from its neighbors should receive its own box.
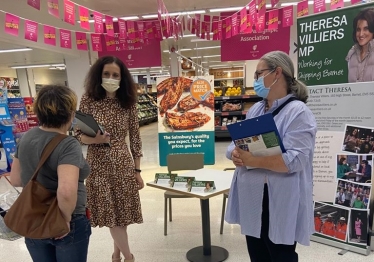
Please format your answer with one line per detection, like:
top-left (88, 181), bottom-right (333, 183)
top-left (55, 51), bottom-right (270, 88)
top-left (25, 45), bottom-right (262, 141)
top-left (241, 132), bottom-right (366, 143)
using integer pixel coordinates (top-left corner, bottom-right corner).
top-left (147, 168), bottom-right (233, 262)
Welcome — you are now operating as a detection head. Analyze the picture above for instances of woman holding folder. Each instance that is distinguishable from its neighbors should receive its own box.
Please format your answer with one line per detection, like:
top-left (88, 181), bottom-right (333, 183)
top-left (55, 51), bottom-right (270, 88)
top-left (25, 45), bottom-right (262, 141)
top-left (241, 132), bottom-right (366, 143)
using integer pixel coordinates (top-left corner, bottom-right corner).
top-left (75, 56), bottom-right (143, 262)
top-left (225, 51), bottom-right (317, 262)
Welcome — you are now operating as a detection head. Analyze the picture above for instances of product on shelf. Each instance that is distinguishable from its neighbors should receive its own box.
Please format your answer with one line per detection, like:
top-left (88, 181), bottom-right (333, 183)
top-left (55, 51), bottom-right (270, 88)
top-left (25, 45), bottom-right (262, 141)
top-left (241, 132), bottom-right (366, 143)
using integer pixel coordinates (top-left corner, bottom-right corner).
top-left (224, 87), bottom-right (242, 96)
top-left (222, 101), bottom-right (242, 111)
top-left (214, 89), bottom-right (222, 97)
top-left (214, 116), bottom-right (221, 126)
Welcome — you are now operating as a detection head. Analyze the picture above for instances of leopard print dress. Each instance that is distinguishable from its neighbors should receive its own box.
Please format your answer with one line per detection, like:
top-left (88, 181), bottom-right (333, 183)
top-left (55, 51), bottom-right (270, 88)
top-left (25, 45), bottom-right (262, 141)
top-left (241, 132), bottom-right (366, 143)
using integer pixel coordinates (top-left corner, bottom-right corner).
top-left (76, 95), bottom-right (143, 227)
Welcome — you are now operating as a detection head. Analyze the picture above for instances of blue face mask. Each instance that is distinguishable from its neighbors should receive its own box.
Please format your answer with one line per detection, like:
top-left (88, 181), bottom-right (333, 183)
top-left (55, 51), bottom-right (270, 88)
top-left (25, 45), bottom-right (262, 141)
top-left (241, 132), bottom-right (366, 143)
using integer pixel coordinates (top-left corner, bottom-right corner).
top-left (70, 117), bottom-right (77, 131)
top-left (253, 71), bottom-right (276, 98)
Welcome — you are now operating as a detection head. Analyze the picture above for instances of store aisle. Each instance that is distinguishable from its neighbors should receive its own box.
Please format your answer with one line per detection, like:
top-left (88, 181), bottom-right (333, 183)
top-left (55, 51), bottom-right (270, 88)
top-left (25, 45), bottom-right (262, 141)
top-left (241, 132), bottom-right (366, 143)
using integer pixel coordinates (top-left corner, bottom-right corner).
top-left (1, 122), bottom-right (373, 262)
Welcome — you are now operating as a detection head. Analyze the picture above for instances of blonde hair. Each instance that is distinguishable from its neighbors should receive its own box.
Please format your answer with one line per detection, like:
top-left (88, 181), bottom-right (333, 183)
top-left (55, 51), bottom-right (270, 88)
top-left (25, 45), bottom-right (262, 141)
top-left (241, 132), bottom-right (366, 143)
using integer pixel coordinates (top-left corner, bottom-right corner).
top-left (34, 85), bottom-right (77, 128)
top-left (260, 51), bottom-right (308, 103)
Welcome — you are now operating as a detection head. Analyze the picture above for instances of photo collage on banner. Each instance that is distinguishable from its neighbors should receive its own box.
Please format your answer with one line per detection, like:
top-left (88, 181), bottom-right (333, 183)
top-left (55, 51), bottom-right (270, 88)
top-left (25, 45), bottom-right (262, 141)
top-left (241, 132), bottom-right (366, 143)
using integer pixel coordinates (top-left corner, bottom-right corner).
top-left (297, 2), bottom-right (374, 250)
top-left (156, 77), bottom-right (215, 166)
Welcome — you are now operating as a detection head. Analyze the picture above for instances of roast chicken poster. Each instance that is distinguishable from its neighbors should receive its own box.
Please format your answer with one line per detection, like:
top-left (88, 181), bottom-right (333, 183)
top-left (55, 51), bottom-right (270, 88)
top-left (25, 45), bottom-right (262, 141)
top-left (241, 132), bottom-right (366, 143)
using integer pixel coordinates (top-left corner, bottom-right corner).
top-left (157, 76), bottom-right (215, 166)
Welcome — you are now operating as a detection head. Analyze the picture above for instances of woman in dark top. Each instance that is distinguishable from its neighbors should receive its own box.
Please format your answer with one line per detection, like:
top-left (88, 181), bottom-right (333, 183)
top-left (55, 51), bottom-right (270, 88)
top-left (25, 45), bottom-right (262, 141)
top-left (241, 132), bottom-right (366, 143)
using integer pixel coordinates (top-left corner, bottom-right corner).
top-left (337, 157), bottom-right (351, 179)
top-left (10, 85), bottom-right (91, 262)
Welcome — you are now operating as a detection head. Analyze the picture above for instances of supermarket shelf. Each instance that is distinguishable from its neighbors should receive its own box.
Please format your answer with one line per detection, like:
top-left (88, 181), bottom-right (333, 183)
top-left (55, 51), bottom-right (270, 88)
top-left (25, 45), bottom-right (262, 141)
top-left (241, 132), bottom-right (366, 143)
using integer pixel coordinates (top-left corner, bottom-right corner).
top-left (214, 95), bottom-right (260, 101)
top-left (215, 111), bottom-right (247, 116)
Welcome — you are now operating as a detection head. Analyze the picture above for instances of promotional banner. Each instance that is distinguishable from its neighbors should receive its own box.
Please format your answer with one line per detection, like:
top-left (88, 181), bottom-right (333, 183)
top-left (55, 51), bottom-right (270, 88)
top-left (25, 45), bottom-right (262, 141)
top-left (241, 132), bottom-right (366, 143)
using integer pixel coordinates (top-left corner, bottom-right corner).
top-left (23, 97), bottom-right (39, 128)
top-left (27, 0), bottom-right (41, 10)
top-left (47, 0), bottom-right (59, 18)
top-left (76, 32), bottom-right (88, 51)
top-left (79, 6), bottom-right (90, 30)
top-left (7, 98), bottom-right (30, 145)
top-left (157, 76), bottom-right (215, 166)
top-left (119, 19), bottom-right (128, 39)
top-left (221, 15), bottom-right (290, 61)
top-left (283, 6), bottom-right (294, 27)
top-left (314, 0), bottom-right (326, 13)
top-left (4, 13), bottom-right (19, 36)
top-left (98, 39), bottom-right (161, 68)
top-left (64, 0), bottom-right (75, 25)
top-left (297, 0), bottom-right (309, 17)
top-left (297, 3), bottom-right (374, 85)
top-left (93, 11), bottom-right (104, 33)
top-left (91, 34), bottom-right (102, 51)
top-left (105, 16), bottom-right (115, 37)
top-left (44, 25), bottom-right (56, 46)
top-left (24, 20), bottom-right (38, 42)
top-left (59, 29), bottom-right (72, 49)
top-left (331, 0), bottom-right (344, 10)
top-left (268, 9), bottom-right (279, 30)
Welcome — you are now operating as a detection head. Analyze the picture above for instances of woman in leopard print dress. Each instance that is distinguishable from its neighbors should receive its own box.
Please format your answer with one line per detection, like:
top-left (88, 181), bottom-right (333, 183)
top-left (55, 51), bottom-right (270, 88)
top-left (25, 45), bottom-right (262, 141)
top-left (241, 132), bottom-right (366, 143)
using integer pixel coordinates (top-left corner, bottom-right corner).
top-left (75, 56), bottom-right (143, 262)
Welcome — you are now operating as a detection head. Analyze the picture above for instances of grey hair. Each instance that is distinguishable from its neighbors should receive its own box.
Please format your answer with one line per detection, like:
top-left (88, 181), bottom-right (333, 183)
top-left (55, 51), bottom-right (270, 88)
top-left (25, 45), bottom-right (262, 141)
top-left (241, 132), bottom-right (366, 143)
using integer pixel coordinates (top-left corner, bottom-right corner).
top-left (260, 51), bottom-right (308, 103)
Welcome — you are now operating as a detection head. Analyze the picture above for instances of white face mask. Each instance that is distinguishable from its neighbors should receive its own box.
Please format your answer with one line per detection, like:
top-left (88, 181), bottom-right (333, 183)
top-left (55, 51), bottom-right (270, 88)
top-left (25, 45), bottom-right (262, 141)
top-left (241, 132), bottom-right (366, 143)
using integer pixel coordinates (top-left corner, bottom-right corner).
top-left (102, 78), bottom-right (120, 93)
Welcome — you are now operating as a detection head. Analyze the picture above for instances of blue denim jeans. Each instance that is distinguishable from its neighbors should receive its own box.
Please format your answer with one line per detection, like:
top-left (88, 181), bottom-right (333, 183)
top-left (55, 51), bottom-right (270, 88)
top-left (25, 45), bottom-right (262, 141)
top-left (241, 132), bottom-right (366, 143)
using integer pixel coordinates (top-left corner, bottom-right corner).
top-left (25, 214), bottom-right (91, 262)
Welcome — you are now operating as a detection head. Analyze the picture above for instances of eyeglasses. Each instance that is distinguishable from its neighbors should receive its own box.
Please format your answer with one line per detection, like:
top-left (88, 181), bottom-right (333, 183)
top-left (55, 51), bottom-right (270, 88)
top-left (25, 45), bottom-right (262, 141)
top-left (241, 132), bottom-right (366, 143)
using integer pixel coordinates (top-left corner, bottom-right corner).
top-left (254, 68), bottom-right (274, 80)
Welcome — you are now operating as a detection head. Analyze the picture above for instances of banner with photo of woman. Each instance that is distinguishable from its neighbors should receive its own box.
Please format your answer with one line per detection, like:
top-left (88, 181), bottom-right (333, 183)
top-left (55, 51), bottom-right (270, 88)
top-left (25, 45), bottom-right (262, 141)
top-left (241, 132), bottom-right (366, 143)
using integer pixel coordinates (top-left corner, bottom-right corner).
top-left (297, 3), bottom-right (374, 85)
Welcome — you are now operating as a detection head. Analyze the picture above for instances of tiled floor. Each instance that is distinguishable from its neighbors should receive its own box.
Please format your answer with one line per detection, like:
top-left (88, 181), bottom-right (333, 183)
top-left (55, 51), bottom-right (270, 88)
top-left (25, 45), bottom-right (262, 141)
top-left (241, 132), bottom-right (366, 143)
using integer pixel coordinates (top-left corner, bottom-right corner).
top-left (1, 122), bottom-right (373, 261)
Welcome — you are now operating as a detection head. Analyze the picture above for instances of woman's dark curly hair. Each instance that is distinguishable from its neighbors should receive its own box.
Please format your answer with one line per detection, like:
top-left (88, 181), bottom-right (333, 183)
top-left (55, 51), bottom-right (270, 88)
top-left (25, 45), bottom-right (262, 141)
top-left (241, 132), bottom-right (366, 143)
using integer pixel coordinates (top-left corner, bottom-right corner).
top-left (84, 56), bottom-right (137, 109)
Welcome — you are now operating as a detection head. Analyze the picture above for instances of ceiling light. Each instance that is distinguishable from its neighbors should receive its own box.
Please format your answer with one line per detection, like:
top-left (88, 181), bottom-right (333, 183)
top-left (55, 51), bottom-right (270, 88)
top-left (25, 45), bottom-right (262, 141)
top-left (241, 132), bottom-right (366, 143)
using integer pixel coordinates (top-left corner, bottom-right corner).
top-left (194, 46), bottom-right (220, 50)
top-left (223, 70), bottom-right (243, 73)
top-left (142, 14), bottom-right (158, 19)
top-left (0, 48), bottom-right (32, 53)
top-left (11, 63), bottom-right (65, 69)
top-left (209, 7), bottom-right (243, 12)
top-left (190, 55), bottom-right (221, 59)
top-left (120, 16), bottom-right (139, 20)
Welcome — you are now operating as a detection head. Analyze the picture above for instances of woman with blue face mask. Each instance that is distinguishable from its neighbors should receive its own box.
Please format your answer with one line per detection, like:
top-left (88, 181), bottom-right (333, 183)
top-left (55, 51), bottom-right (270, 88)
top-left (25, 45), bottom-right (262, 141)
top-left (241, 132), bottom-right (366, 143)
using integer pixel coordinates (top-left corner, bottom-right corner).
top-left (225, 51), bottom-right (317, 262)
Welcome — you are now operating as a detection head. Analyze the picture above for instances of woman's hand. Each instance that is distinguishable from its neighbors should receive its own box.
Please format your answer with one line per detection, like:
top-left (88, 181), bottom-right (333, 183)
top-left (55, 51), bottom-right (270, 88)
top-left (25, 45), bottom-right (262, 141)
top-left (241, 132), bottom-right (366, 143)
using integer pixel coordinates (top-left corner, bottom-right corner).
top-left (94, 130), bottom-right (110, 144)
top-left (135, 172), bottom-right (144, 190)
top-left (231, 147), bottom-right (254, 167)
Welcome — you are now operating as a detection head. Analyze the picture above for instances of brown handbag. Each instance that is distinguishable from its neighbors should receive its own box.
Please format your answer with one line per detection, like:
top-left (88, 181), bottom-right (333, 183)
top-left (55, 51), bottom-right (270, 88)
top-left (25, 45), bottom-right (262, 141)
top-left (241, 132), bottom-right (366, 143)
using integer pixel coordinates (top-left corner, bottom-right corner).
top-left (4, 134), bottom-right (70, 239)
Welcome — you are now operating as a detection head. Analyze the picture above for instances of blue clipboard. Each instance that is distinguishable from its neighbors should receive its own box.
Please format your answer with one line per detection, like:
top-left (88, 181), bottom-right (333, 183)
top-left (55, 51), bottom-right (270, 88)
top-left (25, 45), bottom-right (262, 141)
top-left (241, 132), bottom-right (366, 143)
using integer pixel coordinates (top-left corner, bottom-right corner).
top-left (226, 113), bottom-right (286, 153)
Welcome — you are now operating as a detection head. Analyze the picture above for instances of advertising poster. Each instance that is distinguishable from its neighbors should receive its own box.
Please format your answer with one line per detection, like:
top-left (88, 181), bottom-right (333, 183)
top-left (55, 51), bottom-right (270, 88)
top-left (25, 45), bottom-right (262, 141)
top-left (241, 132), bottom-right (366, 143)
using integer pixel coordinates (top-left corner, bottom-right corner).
top-left (297, 3), bottom-right (374, 85)
top-left (23, 97), bottom-right (39, 128)
top-left (157, 76), bottom-right (215, 166)
top-left (7, 98), bottom-right (30, 145)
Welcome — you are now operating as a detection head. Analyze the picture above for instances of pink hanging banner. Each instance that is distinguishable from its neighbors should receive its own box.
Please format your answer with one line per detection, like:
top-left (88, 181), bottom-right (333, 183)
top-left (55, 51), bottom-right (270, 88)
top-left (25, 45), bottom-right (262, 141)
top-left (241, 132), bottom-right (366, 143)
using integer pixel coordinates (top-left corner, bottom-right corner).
top-left (204, 15), bottom-right (211, 40)
top-left (44, 25), bottom-right (56, 46)
top-left (271, 0), bottom-right (280, 7)
top-left (105, 35), bottom-right (116, 51)
top-left (331, 0), bottom-right (344, 10)
top-left (127, 21), bottom-right (136, 39)
top-left (217, 20), bottom-right (223, 41)
top-left (24, 20), bottom-right (38, 42)
top-left (244, 14), bottom-right (253, 33)
top-left (76, 32), bottom-right (88, 51)
top-left (154, 22), bottom-right (162, 39)
top-left (201, 21), bottom-right (207, 39)
top-left (297, 0), bottom-right (309, 17)
top-left (117, 38), bottom-right (128, 51)
top-left (240, 7), bottom-right (248, 33)
top-left (195, 15), bottom-right (201, 37)
top-left (313, 0), bottom-right (326, 14)
top-left (282, 6), bottom-right (294, 27)
top-left (257, 0), bottom-right (266, 18)
top-left (105, 15), bottom-right (114, 37)
top-left (267, 9), bottom-right (279, 30)
top-left (249, 0), bottom-right (257, 24)
top-left (351, 0), bottom-right (362, 4)
top-left (118, 19), bottom-right (127, 39)
top-left (64, 0), bottom-right (75, 25)
top-left (231, 15), bottom-right (239, 37)
top-left (47, 0), bottom-right (59, 18)
top-left (212, 18), bottom-right (218, 40)
top-left (161, 20), bottom-right (169, 38)
top-left (225, 17), bottom-right (232, 39)
top-left (191, 18), bottom-right (196, 34)
top-left (93, 12), bottom-right (104, 33)
top-left (256, 14), bottom-right (265, 33)
top-left (27, 0), bottom-right (40, 10)
top-left (79, 6), bottom-right (90, 30)
top-left (60, 29), bottom-right (72, 49)
top-left (5, 13), bottom-right (20, 36)
top-left (137, 22), bottom-right (145, 40)
top-left (187, 16), bottom-right (192, 32)
top-left (91, 34), bottom-right (103, 51)
top-left (146, 22), bottom-right (154, 39)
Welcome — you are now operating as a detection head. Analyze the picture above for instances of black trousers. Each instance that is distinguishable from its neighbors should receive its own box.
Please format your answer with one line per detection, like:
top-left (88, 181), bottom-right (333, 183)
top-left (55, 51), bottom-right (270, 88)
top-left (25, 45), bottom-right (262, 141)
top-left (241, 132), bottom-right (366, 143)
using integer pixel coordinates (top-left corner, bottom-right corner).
top-left (246, 184), bottom-right (298, 262)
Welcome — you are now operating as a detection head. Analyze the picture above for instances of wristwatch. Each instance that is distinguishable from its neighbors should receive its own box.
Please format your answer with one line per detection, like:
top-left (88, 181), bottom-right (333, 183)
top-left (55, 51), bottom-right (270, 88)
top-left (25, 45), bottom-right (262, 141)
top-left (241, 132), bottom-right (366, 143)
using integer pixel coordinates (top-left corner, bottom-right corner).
top-left (135, 168), bottom-right (141, 173)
